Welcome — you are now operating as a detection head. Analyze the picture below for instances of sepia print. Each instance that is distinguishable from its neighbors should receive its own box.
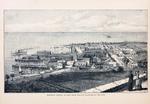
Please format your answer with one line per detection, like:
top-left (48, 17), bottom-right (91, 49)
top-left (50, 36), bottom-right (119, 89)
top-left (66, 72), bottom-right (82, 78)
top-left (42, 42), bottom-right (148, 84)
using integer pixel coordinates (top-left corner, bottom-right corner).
top-left (4, 10), bottom-right (148, 93)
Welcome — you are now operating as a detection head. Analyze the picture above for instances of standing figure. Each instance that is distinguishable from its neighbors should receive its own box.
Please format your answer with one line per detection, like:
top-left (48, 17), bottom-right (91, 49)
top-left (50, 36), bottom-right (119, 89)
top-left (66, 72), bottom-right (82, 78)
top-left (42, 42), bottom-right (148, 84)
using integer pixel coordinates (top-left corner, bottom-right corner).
top-left (135, 71), bottom-right (142, 90)
top-left (128, 71), bottom-right (133, 91)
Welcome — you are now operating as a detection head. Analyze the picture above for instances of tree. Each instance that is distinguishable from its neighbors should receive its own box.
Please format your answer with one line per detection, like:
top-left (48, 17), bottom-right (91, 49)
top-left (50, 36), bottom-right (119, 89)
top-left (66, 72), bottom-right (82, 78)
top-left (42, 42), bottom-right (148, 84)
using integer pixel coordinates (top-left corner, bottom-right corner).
top-left (10, 74), bottom-right (15, 81)
top-left (117, 66), bottom-right (124, 72)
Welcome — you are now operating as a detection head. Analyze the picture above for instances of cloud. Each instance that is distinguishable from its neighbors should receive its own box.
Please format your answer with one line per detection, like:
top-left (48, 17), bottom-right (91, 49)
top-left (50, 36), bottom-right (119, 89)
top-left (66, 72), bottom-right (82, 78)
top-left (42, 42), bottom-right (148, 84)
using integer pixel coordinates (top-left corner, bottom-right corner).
top-left (5, 10), bottom-right (147, 32)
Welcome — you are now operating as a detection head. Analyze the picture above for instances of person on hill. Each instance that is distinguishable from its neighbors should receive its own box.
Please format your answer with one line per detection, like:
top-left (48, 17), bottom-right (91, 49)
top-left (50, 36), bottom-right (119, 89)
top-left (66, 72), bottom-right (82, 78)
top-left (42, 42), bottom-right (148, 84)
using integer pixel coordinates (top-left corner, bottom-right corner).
top-left (135, 71), bottom-right (142, 90)
top-left (128, 70), bottom-right (133, 91)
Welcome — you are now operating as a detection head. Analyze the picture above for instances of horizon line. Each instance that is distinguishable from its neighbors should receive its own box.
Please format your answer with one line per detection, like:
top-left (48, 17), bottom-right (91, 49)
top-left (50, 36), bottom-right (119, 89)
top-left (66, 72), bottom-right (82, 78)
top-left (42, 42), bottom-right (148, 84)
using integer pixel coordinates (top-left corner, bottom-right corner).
top-left (4, 31), bottom-right (147, 33)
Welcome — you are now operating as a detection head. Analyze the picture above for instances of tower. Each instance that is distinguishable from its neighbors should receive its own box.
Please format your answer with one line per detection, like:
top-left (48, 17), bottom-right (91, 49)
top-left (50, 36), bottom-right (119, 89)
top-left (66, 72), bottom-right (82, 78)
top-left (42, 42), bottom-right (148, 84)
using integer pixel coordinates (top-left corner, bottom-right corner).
top-left (71, 45), bottom-right (77, 61)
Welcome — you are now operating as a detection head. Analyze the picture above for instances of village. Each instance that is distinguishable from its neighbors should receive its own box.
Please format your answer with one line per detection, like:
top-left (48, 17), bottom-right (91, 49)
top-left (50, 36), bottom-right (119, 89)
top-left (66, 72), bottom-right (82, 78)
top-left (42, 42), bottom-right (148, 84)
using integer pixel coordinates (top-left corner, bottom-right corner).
top-left (5, 41), bottom-right (147, 92)
top-left (11, 42), bottom-right (147, 76)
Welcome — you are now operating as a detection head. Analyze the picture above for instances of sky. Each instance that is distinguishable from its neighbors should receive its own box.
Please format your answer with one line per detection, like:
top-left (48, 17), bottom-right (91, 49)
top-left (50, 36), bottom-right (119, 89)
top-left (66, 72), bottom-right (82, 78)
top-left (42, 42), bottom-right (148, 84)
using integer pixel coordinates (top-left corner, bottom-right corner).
top-left (4, 10), bottom-right (147, 32)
